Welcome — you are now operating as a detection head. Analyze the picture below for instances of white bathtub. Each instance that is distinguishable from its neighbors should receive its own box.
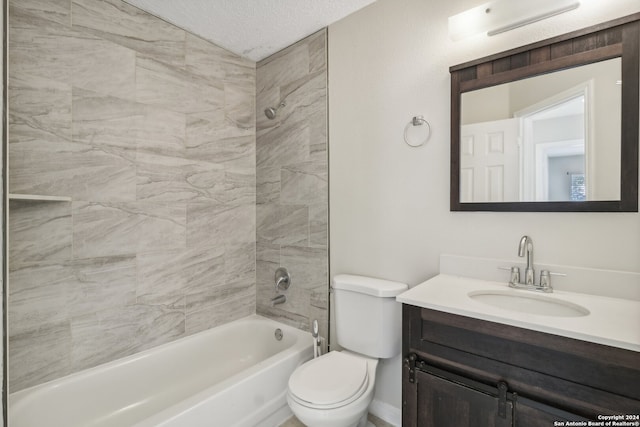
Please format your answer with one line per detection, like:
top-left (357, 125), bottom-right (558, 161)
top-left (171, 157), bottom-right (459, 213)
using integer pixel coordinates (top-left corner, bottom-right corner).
top-left (9, 315), bottom-right (313, 427)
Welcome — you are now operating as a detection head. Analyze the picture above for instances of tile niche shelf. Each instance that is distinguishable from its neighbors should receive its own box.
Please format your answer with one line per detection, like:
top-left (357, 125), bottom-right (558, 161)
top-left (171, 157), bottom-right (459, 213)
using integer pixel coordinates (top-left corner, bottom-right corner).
top-left (8, 193), bottom-right (72, 202)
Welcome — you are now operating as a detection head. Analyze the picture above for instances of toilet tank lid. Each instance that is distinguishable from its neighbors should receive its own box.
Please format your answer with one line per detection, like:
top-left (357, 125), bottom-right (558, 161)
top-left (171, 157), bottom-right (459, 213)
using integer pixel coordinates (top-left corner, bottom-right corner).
top-left (333, 274), bottom-right (408, 297)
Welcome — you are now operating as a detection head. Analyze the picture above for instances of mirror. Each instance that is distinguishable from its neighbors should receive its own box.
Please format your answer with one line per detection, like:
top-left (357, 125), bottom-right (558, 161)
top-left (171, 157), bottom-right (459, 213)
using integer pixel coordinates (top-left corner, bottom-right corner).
top-left (450, 14), bottom-right (639, 212)
top-left (461, 58), bottom-right (621, 203)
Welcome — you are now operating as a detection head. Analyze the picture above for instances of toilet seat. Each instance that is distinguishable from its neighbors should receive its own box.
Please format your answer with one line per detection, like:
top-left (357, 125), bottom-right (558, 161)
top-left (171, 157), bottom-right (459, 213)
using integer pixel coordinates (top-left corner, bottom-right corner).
top-left (288, 352), bottom-right (369, 409)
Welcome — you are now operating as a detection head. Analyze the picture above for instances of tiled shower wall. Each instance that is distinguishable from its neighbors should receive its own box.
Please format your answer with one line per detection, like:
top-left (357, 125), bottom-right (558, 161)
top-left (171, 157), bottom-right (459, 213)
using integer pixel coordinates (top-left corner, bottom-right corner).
top-left (8, 0), bottom-right (256, 391)
top-left (255, 31), bottom-right (329, 345)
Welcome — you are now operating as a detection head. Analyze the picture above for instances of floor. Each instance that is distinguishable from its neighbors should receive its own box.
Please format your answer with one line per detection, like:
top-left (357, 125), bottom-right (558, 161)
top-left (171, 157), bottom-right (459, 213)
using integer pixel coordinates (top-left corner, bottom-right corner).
top-left (280, 413), bottom-right (395, 427)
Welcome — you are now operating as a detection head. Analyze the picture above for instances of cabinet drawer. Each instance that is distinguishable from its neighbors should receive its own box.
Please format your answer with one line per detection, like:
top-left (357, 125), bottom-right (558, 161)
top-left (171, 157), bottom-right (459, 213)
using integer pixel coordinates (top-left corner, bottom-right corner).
top-left (408, 305), bottom-right (640, 400)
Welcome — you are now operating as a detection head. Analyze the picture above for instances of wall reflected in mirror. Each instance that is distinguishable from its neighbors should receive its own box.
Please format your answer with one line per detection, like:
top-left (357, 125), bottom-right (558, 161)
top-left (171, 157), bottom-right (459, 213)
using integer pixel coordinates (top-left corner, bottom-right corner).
top-left (460, 58), bottom-right (621, 203)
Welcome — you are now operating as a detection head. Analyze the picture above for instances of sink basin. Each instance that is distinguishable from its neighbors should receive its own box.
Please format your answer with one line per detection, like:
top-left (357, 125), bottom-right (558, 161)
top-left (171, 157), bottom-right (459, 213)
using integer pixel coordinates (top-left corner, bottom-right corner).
top-left (468, 290), bottom-right (590, 317)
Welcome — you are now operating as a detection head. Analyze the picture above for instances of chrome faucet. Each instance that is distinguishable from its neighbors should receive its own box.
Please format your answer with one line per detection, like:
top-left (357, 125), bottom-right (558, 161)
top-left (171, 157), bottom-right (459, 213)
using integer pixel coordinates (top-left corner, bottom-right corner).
top-left (518, 235), bottom-right (535, 285)
top-left (271, 268), bottom-right (290, 306)
top-left (500, 235), bottom-right (561, 293)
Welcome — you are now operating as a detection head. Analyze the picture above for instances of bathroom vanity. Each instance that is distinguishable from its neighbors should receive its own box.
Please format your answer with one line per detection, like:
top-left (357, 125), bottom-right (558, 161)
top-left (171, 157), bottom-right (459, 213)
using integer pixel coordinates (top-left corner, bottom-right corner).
top-left (398, 275), bottom-right (640, 427)
top-left (405, 9), bottom-right (640, 423)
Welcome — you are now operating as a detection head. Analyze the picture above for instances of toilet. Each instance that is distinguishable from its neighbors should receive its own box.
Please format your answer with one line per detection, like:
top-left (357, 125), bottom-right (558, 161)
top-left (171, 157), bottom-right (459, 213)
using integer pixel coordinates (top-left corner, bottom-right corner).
top-left (287, 274), bottom-right (408, 427)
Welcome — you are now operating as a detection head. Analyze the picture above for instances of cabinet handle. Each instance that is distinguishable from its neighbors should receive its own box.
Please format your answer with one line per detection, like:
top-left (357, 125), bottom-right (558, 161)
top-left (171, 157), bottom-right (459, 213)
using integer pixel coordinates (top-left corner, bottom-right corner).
top-left (498, 382), bottom-right (508, 419)
top-left (404, 353), bottom-right (417, 383)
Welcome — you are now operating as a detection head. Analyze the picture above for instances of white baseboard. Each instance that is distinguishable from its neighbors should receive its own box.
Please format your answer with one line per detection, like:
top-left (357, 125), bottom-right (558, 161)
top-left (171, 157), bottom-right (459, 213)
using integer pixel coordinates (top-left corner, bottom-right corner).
top-left (369, 399), bottom-right (401, 427)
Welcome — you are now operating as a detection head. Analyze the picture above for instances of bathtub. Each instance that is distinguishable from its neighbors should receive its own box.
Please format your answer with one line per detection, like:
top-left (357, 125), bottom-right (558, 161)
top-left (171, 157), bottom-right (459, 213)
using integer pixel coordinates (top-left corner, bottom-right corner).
top-left (9, 315), bottom-right (313, 427)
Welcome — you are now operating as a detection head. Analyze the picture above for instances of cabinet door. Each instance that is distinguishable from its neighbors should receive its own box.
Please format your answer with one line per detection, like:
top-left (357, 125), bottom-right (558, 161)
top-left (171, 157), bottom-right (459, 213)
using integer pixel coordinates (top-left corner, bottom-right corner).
top-left (515, 397), bottom-right (590, 427)
top-left (416, 370), bottom-right (513, 427)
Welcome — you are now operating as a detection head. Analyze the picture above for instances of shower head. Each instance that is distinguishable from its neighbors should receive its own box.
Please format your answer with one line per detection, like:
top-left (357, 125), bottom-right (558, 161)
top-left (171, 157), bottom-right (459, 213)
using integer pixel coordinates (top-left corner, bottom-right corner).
top-left (264, 102), bottom-right (286, 120)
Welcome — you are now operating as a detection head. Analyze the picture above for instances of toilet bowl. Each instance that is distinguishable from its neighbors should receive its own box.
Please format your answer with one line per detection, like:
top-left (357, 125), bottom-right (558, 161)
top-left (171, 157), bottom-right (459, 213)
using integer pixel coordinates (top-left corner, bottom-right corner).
top-left (287, 351), bottom-right (378, 427)
top-left (286, 275), bottom-right (408, 427)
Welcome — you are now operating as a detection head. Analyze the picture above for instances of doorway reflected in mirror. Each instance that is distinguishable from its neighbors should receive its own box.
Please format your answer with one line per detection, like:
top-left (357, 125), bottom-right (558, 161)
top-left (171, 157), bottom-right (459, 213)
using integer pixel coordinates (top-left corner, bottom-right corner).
top-left (460, 58), bottom-right (620, 203)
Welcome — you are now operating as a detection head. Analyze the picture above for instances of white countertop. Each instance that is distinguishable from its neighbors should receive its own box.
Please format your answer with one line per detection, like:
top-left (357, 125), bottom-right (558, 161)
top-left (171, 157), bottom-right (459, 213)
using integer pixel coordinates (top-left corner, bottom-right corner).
top-left (396, 274), bottom-right (640, 352)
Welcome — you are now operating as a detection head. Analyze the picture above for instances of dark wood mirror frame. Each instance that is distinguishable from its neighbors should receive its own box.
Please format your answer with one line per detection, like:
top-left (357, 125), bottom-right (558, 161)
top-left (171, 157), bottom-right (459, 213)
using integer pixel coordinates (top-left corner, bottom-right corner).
top-left (450, 13), bottom-right (639, 212)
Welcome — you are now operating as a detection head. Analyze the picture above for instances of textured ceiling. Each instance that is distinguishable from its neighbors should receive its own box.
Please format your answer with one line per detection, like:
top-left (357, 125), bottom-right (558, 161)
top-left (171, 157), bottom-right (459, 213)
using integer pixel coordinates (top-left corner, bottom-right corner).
top-left (123, 0), bottom-right (377, 61)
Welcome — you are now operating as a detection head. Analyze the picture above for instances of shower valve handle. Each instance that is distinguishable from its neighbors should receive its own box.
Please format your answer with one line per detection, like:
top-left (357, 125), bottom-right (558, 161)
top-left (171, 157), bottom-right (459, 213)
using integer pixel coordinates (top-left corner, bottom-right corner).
top-left (274, 267), bottom-right (291, 291)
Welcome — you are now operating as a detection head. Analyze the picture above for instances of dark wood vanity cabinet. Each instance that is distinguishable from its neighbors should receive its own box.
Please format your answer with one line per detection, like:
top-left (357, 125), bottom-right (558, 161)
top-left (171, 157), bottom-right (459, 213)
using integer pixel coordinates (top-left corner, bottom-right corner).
top-left (402, 304), bottom-right (640, 427)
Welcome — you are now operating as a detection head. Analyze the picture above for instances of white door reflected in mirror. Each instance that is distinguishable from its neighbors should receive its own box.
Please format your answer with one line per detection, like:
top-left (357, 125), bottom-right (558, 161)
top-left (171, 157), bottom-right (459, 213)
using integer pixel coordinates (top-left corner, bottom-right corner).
top-left (460, 57), bottom-right (621, 203)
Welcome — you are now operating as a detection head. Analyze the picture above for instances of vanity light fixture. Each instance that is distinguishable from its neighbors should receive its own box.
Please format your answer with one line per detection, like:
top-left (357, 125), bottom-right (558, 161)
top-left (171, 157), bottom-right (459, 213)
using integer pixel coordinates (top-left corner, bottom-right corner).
top-left (448, 0), bottom-right (580, 41)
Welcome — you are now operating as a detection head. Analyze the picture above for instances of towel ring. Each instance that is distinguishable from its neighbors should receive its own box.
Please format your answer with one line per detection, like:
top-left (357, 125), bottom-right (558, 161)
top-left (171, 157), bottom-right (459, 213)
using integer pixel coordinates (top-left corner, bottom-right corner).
top-left (404, 115), bottom-right (431, 147)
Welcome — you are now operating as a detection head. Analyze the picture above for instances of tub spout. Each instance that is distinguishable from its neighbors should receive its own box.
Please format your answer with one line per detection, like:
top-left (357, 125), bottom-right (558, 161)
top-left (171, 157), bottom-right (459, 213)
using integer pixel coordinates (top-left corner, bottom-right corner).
top-left (271, 294), bottom-right (286, 306)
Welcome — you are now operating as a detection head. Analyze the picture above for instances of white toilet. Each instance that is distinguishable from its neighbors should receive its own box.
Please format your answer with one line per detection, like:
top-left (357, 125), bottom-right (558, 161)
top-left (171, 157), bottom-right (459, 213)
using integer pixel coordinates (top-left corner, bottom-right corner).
top-left (287, 274), bottom-right (408, 427)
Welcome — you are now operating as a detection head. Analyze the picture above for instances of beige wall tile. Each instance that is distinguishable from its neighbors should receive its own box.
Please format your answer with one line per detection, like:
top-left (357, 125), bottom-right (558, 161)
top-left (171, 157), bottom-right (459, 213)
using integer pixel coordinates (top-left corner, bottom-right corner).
top-left (136, 152), bottom-right (225, 202)
top-left (185, 293), bottom-right (255, 335)
top-left (137, 105), bottom-right (187, 158)
top-left (72, 202), bottom-right (140, 258)
top-left (280, 246), bottom-right (328, 291)
top-left (72, 88), bottom-right (141, 152)
top-left (280, 162), bottom-right (328, 206)
top-left (255, 30), bottom-right (328, 337)
top-left (224, 242), bottom-right (256, 283)
top-left (256, 123), bottom-right (310, 168)
top-left (225, 84), bottom-right (255, 130)
top-left (185, 279), bottom-right (254, 314)
top-left (309, 203), bottom-right (328, 249)
top-left (70, 303), bottom-right (185, 371)
top-left (8, 74), bottom-right (72, 145)
top-left (185, 33), bottom-right (255, 87)
top-left (9, 321), bottom-right (72, 391)
top-left (8, 75), bottom-right (73, 196)
top-left (67, 256), bottom-right (137, 318)
top-left (257, 44), bottom-right (309, 95)
top-left (182, 246), bottom-right (226, 294)
top-left (185, 115), bottom-right (255, 168)
top-left (10, 9), bottom-right (136, 100)
top-left (72, 0), bottom-right (185, 67)
top-left (136, 250), bottom-right (188, 308)
top-left (135, 56), bottom-right (223, 115)
top-left (9, 263), bottom-right (72, 335)
top-left (9, 200), bottom-right (72, 265)
top-left (135, 202), bottom-right (187, 252)
top-left (187, 202), bottom-right (255, 249)
top-left (9, 0), bottom-right (71, 27)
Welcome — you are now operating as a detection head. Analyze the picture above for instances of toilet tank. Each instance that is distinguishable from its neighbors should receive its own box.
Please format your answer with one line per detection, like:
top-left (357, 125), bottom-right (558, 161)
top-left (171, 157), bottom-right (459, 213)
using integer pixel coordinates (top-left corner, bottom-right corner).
top-left (333, 274), bottom-right (408, 359)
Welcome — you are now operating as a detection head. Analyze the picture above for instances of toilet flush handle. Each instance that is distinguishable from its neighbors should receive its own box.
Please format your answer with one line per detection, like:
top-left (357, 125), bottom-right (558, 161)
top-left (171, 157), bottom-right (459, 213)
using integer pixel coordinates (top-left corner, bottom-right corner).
top-left (311, 319), bottom-right (323, 358)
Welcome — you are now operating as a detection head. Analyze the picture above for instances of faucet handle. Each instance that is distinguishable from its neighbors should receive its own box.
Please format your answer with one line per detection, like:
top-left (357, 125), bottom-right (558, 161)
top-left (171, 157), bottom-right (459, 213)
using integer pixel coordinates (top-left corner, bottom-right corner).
top-left (274, 267), bottom-right (291, 291)
top-left (539, 270), bottom-right (566, 291)
top-left (498, 266), bottom-right (520, 284)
